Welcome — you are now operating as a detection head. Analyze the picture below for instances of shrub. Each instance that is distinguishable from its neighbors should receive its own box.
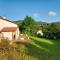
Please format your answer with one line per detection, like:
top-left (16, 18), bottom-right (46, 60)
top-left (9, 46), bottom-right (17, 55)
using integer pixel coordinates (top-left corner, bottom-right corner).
top-left (43, 23), bottom-right (60, 40)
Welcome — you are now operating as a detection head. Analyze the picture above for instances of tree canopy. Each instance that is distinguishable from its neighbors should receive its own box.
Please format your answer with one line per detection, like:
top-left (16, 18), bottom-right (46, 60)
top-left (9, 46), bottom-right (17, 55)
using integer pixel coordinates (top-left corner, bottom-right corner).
top-left (20, 16), bottom-right (39, 35)
top-left (43, 23), bottom-right (60, 39)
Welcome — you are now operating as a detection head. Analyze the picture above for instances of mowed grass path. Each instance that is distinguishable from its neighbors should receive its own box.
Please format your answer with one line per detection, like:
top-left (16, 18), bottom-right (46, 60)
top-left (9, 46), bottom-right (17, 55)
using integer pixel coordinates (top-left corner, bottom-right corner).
top-left (25, 36), bottom-right (60, 60)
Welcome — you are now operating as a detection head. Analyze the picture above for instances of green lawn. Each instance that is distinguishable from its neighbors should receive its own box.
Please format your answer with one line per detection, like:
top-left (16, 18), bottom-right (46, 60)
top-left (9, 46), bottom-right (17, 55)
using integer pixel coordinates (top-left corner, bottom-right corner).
top-left (0, 37), bottom-right (60, 60)
top-left (25, 36), bottom-right (60, 60)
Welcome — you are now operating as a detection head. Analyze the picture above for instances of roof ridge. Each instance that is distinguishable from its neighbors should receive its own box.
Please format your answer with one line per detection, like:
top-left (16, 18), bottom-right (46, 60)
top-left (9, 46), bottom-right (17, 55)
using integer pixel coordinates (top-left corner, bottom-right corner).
top-left (0, 17), bottom-right (17, 24)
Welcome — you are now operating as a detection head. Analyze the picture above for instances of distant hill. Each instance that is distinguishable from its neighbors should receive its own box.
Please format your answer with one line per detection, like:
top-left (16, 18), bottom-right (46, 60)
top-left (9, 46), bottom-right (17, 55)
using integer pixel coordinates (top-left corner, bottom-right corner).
top-left (51, 22), bottom-right (60, 25)
top-left (14, 20), bottom-right (47, 25)
top-left (13, 20), bottom-right (60, 26)
top-left (37, 21), bottom-right (47, 25)
top-left (14, 20), bottom-right (23, 25)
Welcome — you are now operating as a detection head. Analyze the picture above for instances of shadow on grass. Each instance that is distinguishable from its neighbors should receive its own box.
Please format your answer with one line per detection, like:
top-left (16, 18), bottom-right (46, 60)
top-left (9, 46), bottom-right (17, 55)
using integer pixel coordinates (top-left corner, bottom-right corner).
top-left (24, 36), bottom-right (57, 60)
top-left (25, 44), bottom-right (49, 59)
top-left (25, 42), bottom-right (52, 60)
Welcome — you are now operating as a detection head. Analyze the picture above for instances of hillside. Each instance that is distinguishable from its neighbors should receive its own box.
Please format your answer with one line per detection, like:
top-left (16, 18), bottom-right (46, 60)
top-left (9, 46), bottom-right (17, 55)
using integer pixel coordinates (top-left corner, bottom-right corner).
top-left (52, 22), bottom-right (60, 24)
top-left (15, 20), bottom-right (47, 25)
top-left (37, 21), bottom-right (47, 25)
top-left (13, 20), bottom-right (60, 27)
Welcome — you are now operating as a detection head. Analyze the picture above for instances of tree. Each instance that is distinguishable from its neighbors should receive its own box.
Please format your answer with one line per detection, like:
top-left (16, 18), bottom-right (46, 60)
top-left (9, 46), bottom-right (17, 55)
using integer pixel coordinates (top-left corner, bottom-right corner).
top-left (43, 23), bottom-right (60, 39)
top-left (20, 16), bottom-right (39, 35)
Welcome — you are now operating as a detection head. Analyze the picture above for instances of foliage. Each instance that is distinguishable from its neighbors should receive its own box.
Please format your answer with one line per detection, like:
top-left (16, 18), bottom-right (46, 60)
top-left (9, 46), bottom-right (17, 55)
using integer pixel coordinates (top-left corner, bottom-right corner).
top-left (43, 23), bottom-right (60, 39)
top-left (20, 16), bottom-right (39, 35)
top-left (0, 37), bottom-right (60, 60)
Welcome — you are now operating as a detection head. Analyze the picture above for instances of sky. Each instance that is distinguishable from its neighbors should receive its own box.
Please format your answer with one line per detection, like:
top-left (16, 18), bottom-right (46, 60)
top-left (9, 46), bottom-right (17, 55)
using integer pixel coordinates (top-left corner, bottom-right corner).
top-left (0, 0), bottom-right (60, 23)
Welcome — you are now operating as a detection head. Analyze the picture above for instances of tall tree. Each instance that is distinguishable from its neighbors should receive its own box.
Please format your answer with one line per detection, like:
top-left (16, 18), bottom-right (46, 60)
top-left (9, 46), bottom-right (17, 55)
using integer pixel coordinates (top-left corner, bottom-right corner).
top-left (20, 16), bottom-right (39, 35)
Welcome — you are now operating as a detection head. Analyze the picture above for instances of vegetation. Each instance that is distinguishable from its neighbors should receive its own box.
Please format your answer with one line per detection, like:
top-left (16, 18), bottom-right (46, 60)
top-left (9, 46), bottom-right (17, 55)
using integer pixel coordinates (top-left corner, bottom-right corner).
top-left (0, 16), bottom-right (60, 60)
top-left (20, 16), bottom-right (39, 35)
top-left (43, 23), bottom-right (60, 39)
top-left (16, 16), bottom-right (60, 40)
top-left (2, 16), bottom-right (59, 60)
top-left (0, 37), bottom-right (60, 60)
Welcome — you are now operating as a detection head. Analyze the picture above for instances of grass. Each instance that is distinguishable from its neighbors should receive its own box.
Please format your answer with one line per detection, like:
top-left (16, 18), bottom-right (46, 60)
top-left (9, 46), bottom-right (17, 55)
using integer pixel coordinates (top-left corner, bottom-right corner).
top-left (25, 36), bottom-right (60, 60)
top-left (0, 37), bottom-right (60, 60)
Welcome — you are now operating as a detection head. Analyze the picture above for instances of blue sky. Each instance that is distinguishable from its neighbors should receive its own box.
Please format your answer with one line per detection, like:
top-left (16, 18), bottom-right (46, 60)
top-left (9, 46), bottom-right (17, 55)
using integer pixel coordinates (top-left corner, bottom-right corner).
top-left (0, 0), bottom-right (60, 22)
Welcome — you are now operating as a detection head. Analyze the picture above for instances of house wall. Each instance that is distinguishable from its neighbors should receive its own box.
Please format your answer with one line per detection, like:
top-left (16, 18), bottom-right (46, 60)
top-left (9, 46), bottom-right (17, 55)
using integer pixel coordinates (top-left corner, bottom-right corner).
top-left (2, 32), bottom-right (13, 40)
top-left (37, 30), bottom-right (43, 36)
top-left (15, 28), bottom-right (20, 40)
top-left (0, 27), bottom-right (20, 40)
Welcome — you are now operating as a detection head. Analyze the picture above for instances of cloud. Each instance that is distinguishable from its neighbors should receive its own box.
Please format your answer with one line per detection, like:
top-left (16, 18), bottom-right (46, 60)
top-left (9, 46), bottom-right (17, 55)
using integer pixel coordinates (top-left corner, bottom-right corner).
top-left (33, 13), bottom-right (39, 17)
top-left (48, 11), bottom-right (56, 16)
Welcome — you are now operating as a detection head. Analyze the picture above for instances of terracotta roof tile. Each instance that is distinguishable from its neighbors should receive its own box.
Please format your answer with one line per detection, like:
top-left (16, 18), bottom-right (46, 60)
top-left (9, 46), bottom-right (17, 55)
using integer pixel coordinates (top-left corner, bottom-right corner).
top-left (1, 27), bottom-right (17, 32)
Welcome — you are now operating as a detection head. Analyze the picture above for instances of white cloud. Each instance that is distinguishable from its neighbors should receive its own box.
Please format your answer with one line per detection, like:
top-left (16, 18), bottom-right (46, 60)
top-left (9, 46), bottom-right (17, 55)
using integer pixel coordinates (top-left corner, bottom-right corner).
top-left (48, 11), bottom-right (56, 16)
top-left (33, 13), bottom-right (39, 17)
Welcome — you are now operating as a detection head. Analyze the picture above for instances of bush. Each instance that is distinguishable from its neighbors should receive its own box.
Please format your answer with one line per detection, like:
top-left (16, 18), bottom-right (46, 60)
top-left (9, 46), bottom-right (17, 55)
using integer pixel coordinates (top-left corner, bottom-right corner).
top-left (43, 23), bottom-right (60, 40)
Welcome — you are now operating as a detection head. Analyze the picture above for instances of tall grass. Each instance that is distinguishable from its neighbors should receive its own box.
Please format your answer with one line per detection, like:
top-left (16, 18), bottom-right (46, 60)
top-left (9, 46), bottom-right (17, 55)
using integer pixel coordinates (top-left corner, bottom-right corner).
top-left (0, 37), bottom-right (60, 60)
